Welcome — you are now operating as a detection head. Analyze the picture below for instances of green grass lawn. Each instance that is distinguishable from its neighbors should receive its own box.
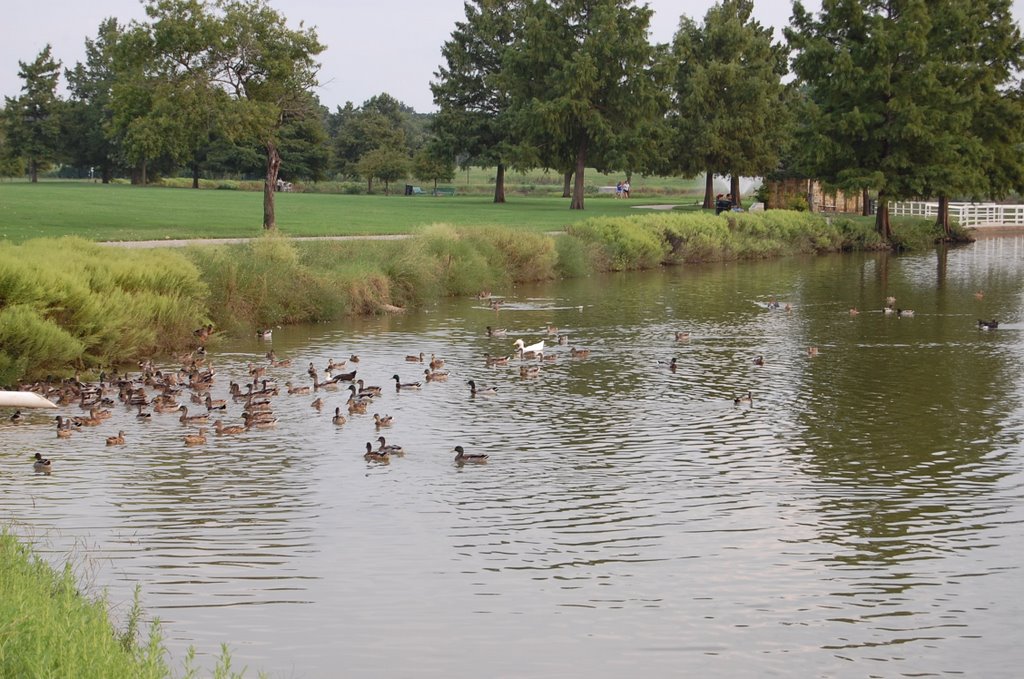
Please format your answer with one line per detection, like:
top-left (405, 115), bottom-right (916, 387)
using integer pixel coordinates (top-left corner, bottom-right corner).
top-left (0, 180), bottom-right (704, 243)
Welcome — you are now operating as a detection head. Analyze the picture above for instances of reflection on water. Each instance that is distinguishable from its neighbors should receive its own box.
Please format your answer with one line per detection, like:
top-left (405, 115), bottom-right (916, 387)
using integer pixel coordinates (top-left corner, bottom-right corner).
top-left (3, 239), bottom-right (1023, 677)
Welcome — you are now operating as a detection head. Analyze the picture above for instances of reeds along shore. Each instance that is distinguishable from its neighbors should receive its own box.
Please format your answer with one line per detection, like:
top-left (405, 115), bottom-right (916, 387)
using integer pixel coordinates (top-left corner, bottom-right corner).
top-left (0, 212), bottom-right (956, 384)
top-left (0, 530), bottom-right (248, 678)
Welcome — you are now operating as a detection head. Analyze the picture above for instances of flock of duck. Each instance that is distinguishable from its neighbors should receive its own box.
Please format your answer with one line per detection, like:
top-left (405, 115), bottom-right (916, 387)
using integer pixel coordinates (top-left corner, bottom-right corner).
top-left (20, 289), bottom-right (1003, 475)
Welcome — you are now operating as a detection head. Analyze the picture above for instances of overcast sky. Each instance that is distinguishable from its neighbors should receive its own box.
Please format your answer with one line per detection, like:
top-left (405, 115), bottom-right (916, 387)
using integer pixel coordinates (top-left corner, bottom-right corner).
top-left (4, 0), bottom-right (1024, 113)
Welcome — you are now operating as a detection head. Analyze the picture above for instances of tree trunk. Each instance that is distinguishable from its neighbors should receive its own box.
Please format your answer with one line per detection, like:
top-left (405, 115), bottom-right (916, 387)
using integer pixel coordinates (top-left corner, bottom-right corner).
top-left (192, 161), bottom-right (200, 189)
top-left (570, 139), bottom-right (587, 210)
top-left (101, 165), bottom-right (112, 184)
top-left (28, 158), bottom-right (38, 183)
top-left (731, 175), bottom-right (741, 208)
top-left (494, 163), bottom-right (506, 204)
top-left (703, 171), bottom-right (714, 209)
top-left (263, 142), bottom-right (281, 230)
top-left (141, 158), bottom-right (147, 187)
top-left (875, 192), bottom-right (892, 241)
top-left (562, 171), bottom-right (572, 198)
top-left (862, 188), bottom-right (871, 216)
top-left (936, 195), bottom-right (950, 237)
top-left (806, 179), bottom-right (814, 212)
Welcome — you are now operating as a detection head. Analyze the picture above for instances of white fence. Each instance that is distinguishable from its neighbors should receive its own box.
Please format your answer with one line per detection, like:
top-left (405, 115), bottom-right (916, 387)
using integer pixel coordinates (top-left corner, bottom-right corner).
top-left (890, 201), bottom-right (1024, 228)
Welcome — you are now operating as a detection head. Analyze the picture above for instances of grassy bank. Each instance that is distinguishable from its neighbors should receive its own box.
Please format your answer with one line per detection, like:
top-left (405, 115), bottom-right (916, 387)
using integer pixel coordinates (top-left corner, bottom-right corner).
top-left (0, 210), bottom-right (954, 384)
top-left (0, 531), bottom-right (249, 678)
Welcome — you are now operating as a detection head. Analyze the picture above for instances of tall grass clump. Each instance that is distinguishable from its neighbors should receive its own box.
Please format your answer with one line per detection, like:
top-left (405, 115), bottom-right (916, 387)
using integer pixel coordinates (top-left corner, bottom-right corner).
top-left (416, 223), bottom-right (500, 296)
top-left (0, 531), bottom-right (169, 679)
top-left (566, 217), bottom-right (669, 271)
top-left (0, 238), bottom-right (208, 382)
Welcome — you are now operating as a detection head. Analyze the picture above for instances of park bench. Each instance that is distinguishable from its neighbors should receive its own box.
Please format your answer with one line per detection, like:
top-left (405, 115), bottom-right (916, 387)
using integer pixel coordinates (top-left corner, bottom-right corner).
top-left (432, 188), bottom-right (456, 196)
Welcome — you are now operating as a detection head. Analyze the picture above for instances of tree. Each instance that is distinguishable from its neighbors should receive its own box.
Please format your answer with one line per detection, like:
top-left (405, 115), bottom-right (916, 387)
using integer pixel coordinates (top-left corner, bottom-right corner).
top-left (786, 0), bottom-right (959, 239)
top-left (923, 0), bottom-right (1024, 234)
top-left (329, 95), bottom-right (408, 178)
top-left (64, 19), bottom-right (124, 183)
top-left (357, 146), bottom-right (409, 194)
top-left (412, 147), bottom-right (455, 192)
top-left (670, 0), bottom-right (790, 209)
top-left (504, 0), bottom-right (667, 210)
top-left (3, 45), bottom-right (63, 182)
top-left (432, 0), bottom-right (523, 204)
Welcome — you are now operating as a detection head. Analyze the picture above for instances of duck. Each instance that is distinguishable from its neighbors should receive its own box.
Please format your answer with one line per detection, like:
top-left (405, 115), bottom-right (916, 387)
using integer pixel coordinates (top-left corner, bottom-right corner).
top-left (885, 296), bottom-right (897, 307)
top-left (376, 436), bottom-right (404, 456)
top-left (753, 355), bottom-right (765, 366)
top-left (488, 299), bottom-right (503, 310)
top-left (135, 404), bottom-right (152, 419)
top-left (557, 334), bottom-right (569, 345)
top-left (484, 353), bottom-right (510, 367)
top-left (883, 306), bottom-right (896, 315)
top-left (468, 379), bottom-right (497, 396)
top-left (105, 430), bottom-right (126, 446)
top-left (978, 319), bottom-right (999, 330)
top-left (974, 290), bottom-right (985, 300)
top-left (312, 373), bottom-right (340, 392)
top-left (406, 352), bottom-right (425, 362)
top-left (425, 369), bottom-right (450, 382)
top-left (242, 412), bottom-right (278, 429)
top-left (364, 442), bottom-right (389, 463)
top-left (429, 354), bottom-right (446, 370)
top-left (33, 452), bottom-right (52, 474)
top-left (849, 308), bottom-right (860, 316)
top-left (355, 379), bottom-right (382, 397)
top-left (183, 427), bottom-right (207, 446)
top-left (569, 347), bottom-right (590, 358)
top-left (332, 407), bottom-right (347, 425)
top-left (310, 397), bottom-right (324, 410)
top-left (513, 338), bottom-right (545, 357)
top-left (659, 357), bottom-right (677, 371)
top-left (10, 410), bottom-right (23, 423)
top-left (808, 346), bottom-right (819, 357)
top-left (325, 358), bottom-right (346, 375)
top-left (256, 328), bottom-right (273, 340)
top-left (178, 405), bottom-right (209, 425)
top-left (57, 425), bottom-right (73, 439)
top-left (347, 395), bottom-right (369, 414)
top-left (286, 381), bottom-right (312, 395)
top-left (333, 369), bottom-right (358, 383)
top-left (546, 324), bottom-right (559, 335)
top-left (486, 326), bottom-right (507, 337)
top-left (307, 362), bottom-right (319, 379)
top-left (897, 308), bottom-right (915, 317)
top-left (675, 331), bottom-right (690, 341)
top-left (205, 393), bottom-right (227, 410)
top-left (213, 419), bottom-right (246, 435)
top-left (266, 350), bottom-right (292, 368)
top-left (454, 445), bottom-right (488, 464)
top-left (519, 365), bottom-right (540, 378)
top-left (392, 374), bottom-right (422, 390)
top-left (373, 413), bottom-right (394, 427)
top-left (733, 391), bottom-right (753, 405)
top-left (349, 354), bottom-right (360, 363)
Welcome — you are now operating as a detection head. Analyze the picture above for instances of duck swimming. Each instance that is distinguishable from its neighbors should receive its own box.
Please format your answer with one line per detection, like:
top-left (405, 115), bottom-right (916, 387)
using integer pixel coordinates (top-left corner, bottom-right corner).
top-left (376, 436), bottom-right (404, 456)
top-left (392, 375), bottom-right (423, 391)
top-left (978, 319), bottom-right (999, 330)
top-left (183, 428), bottom-right (207, 446)
top-left (33, 453), bottom-right (52, 474)
top-left (468, 379), bottom-right (497, 396)
top-left (733, 391), bottom-right (753, 405)
top-left (373, 413), bottom-right (393, 427)
top-left (454, 445), bottom-right (488, 464)
top-left (364, 442), bottom-right (389, 462)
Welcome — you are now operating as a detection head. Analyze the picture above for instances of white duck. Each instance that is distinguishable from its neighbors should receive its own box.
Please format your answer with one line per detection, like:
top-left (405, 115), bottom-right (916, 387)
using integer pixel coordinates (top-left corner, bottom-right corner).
top-left (513, 338), bottom-right (545, 357)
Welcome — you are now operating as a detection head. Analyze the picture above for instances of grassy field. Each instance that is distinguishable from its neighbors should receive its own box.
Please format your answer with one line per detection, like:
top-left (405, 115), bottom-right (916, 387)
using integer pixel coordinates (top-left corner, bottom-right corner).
top-left (0, 179), bottom-right (706, 243)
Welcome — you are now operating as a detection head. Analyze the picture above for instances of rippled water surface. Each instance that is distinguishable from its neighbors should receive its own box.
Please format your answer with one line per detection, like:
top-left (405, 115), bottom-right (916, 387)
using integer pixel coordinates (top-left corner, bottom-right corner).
top-left (3, 238), bottom-right (1024, 677)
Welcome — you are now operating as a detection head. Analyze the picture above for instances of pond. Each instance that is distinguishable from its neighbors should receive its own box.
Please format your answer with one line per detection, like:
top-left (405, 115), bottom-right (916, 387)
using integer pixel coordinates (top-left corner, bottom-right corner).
top-left (3, 237), bottom-right (1023, 678)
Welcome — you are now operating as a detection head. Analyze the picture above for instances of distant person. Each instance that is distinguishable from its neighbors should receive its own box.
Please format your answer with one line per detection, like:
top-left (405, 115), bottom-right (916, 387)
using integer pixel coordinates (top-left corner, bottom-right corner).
top-left (715, 193), bottom-right (730, 215)
top-left (616, 181), bottom-right (623, 199)
top-left (623, 180), bottom-right (631, 198)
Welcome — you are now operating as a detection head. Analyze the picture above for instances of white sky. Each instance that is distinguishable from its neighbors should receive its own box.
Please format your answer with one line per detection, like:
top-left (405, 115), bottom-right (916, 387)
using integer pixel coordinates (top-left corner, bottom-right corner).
top-left (3, 0), bottom-right (1023, 113)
